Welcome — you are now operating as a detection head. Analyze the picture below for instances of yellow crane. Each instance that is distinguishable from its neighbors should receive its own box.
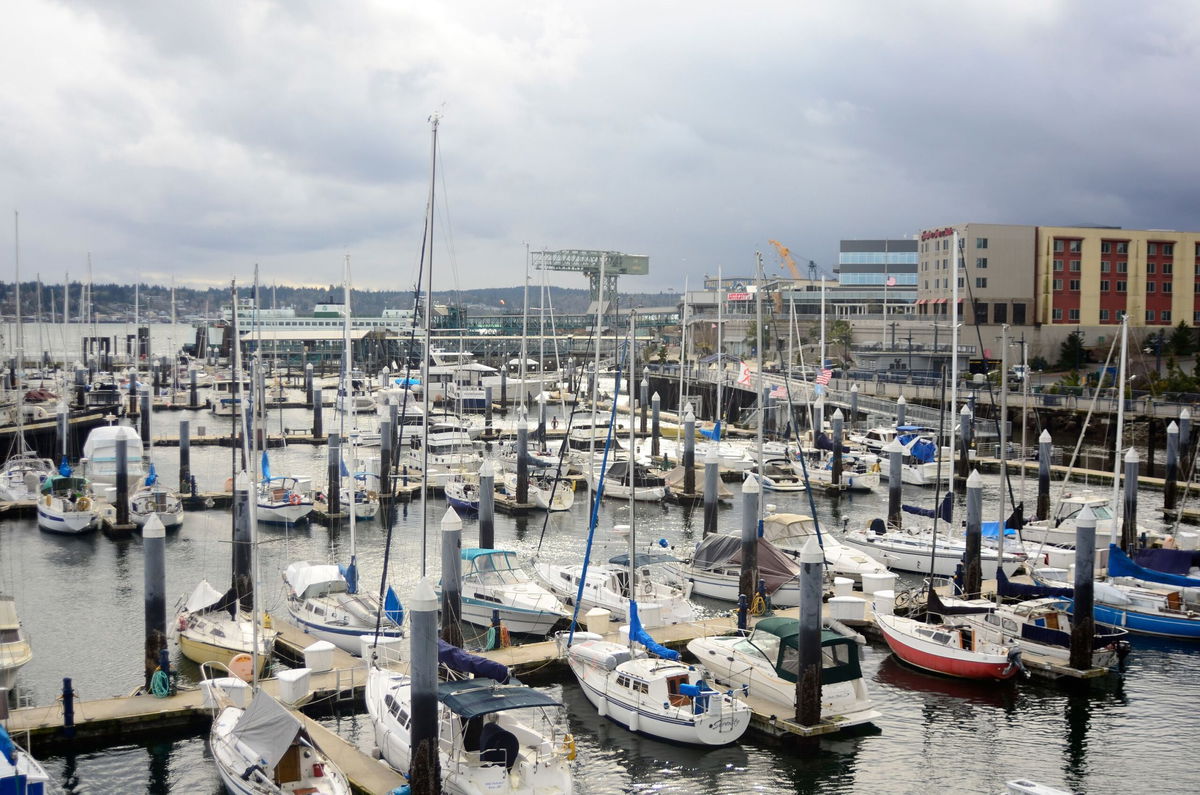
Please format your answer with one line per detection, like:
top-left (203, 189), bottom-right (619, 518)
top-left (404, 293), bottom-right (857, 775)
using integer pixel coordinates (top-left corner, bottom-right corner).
top-left (768, 239), bottom-right (802, 281)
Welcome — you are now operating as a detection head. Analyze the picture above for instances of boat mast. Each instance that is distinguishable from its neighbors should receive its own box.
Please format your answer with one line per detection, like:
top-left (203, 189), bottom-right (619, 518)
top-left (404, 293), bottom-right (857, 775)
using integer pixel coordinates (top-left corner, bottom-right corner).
top-left (520, 243), bottom-right (530, 412)
top-left (343, 253), bottom-right (359, 593)
top-left (626, 310), bottom-right (637, 652)
top-left (588, 254), bottom-right (606, 510)
top-left (1109, 313), bottom-right (1129, 545)
top-left (950, 230), bottom-right (960, 429)
top-left (715, 266), bottom-right (723, 440)
top-left (13, 212), bottom-right (22, 383)
top-left (755, 252), bottom-right (764, 484)
top-left (419, 113), bottom-right (438, 576)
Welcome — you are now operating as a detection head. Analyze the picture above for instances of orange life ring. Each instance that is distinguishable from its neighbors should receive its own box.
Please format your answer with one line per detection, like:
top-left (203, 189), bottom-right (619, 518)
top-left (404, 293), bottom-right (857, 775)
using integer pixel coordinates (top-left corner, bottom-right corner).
top-left (289, 493), bottom-right (302, 505)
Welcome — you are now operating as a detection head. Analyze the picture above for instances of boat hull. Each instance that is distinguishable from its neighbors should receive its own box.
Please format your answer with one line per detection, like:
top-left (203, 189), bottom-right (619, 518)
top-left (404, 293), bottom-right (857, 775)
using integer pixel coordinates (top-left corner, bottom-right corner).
top-left (36, 505), bottom-right (97, 534)
top-left (876, 613), bottom-right (1018, 680)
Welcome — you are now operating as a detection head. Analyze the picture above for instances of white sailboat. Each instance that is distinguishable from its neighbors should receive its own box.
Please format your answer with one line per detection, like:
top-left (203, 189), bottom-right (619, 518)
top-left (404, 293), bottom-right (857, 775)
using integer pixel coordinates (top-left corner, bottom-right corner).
top-left (36, 466), bottom-right (103, 534)
top-left (0, 596), bottom-right (32, 691)
top-left (0, 723), bottom-right (50, 795)
top-left (563, 338), bottom-right (750, 746)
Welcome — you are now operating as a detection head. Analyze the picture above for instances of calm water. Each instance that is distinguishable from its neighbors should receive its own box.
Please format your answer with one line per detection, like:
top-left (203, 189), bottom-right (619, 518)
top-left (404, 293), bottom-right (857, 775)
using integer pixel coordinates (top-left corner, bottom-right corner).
top-left (3, 404), bottom-right (1197, 794)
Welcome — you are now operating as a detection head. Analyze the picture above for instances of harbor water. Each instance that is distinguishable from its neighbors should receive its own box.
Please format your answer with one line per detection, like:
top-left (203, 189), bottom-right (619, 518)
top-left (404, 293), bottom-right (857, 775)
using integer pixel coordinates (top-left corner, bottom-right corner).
top-left (3, 398), bottom-right (1199, 793)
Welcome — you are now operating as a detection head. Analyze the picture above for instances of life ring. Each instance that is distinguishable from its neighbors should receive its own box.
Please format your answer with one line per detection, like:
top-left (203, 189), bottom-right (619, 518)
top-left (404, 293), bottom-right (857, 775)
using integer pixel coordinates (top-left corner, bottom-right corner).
top-left (77, 496), bottom-right (91, 511)
top-left (498, 624), bottom-right (511, 648)
top-left (289, 493), bottom-right (302, 506)
top-left (44, 494), bottom-right (52, 507)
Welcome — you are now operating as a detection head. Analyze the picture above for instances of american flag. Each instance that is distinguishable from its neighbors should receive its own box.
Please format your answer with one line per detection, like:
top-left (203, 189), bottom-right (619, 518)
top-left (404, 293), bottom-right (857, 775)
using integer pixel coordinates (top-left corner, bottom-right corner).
top-left (769, 384), bottom-right (788, 399)
top-left (815, 368), bottom-right (833, 385)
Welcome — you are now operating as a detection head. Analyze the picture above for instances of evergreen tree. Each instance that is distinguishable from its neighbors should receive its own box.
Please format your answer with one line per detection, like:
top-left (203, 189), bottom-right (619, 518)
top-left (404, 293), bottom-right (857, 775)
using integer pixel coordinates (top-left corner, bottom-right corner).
top-left (1168, 320), bottom-right (1196, 357)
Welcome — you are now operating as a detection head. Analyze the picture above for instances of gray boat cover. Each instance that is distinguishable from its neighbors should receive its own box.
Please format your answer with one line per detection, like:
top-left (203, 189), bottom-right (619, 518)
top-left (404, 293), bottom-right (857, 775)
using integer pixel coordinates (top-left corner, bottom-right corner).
top-left (690, 534), bottom-right (801, 595)
top-left (230, 691), bottom-right (303, 770)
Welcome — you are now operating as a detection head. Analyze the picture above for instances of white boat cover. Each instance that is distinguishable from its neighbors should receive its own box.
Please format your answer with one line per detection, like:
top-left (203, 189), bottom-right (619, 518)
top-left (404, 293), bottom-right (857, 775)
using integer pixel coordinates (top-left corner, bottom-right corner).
top-left (82, 425), bottom-right (143, 458)
top-left (761, 513), bottom-right (818, 548)
top-left (185, 579), bottom-right (226, 614)
top-left (230, 690), bottom-right (303, 770)
top-left (285, 562), bottom-right (346, 600)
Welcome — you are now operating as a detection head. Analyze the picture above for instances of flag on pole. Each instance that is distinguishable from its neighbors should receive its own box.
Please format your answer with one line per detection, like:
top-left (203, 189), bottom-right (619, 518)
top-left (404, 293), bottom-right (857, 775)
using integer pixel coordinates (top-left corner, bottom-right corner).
top-left (886, 276), bottom-right (897, 287)
top-left (815, 368), bottom-right (833, 385)
top-left (769, 384), bottom-right (788, 399)
top-left (737, 361), bottom-right (752, 385)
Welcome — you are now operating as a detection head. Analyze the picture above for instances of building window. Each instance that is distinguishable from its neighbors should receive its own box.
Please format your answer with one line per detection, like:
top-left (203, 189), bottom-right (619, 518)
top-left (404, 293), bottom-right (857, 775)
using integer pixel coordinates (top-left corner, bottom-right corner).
top-left (1101, 280), bottom-right (1110, 291)
top-left (1070, 261), bottom-right (1081, 272)
top-left (1100, 309), bottom-right (1110, 321)
top-left (977, 237), bottom-right (988, 249)
top-left (994, 303), bottom-right (1007, 323)
top-left (1147, 283), bottom-right (1156, 292)
top-left (1069, 308), bottom-right (1080, 321)
top-left (1069, 279), bottom-right (1081, 291)
top-left (1054, 240), bottom-right (1065, 253)
top-left (976, 257), bottom-right (988, 268)
top-left (1069, 240), bottom-right (1081, 253)
top-left (1148, 262), bottom-right (1156, 274)
top-left (1117, 241), bottom-right (1128, 253)
top-left (974, 301), bottom-right (988, 324)
top-left (1101, 261), bottom-right (1110, 272)
top-left (1164, 262), bottom-right (1173, 274)
top-left (923, 280), bottom-right (928, 289)
top-left (1164, 282), bottom-right (1173, 293)
top-left (1101, 241), bottom-right (1111, 254)
top-left (1053, 259), bottom-right (1064, 271)
top-left (1164, 243), bottom-right (1174, 256)
top-left (1052, 308), bottom-right (1063, 321)
top-left (1053, 279), bottom-right (1063, 290)
top-left (976, 277), bottom-right (988, 288)
top-left (1117, 280), bottom-right (1127, 292)
top-left (1195, 310), bottom-right (1200, 323)
top-left (1163, 311), bottom-right (1172, 323)
top-left (958, 277), bottom-right (964, 288)
top-left (1117, 262), bottom-right (1128, 273)
top-left (1148, 243), bottom-right (1158, 256)
top-left (1146, 310), bottom-right (1156, 322)
top-left (1013, 303), bottom-right (1026, 325)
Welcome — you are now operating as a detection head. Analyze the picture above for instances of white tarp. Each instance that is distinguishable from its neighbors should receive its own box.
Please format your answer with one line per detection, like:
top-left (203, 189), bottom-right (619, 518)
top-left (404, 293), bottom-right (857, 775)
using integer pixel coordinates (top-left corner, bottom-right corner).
top-left (230, 691), bottom-right (302, 770)
top-left (761, 513), bottom-right (818, 549)
top-left (284, 562), bottom-right (346, 600)
top-left (185, 579), bottom-right (225, 614)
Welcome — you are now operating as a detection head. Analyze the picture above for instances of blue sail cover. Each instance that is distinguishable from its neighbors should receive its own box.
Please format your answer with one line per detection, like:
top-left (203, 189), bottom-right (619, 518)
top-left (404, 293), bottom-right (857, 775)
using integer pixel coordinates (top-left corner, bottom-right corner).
top-left (996, 566), bottom-right (1073, 600)
top-left (58, 456), bottom-right (71, 477)
top-left (628, 601), bottom-right (680, 661)
top-left (1109, 543), bottom-right (1200, 588)
top-left (260, 450), bottom-right (271, 481)
top-left (1134, 547), bottom-right (1200, 577)
top-left (437, 639), bottom-right (511, 684)
top-left (901, 491), bottom-right (953, 522)
top-left (700, 420), bottom-right (722, 441)
top-left (0, 724), bottom-right (15, 764)
top-left (384, 586), bottom-right (404, 626)
top-left (145, 461), bottom-right (158, 487)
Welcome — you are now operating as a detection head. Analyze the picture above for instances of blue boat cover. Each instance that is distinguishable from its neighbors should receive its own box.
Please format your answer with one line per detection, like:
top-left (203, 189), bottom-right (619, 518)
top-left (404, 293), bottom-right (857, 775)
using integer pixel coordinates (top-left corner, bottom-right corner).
top-left (901, 491), bottom-right (953, 522)
top-left (996, 566), bottom-right (1073, 600)
top-left (438, 639), bottom-right (511, 683)
top-left (1109, 543), bottom-right (1200, 588)
top-left (1134, 547), bottom-right (1200, 577)
top-left (58, 456), bottom-right (71, 477)
top-left (436, 677), bottom-right (561, 718)
top-left (628, 601), bottom-right (680, 661)
top-left (144, 462), bottom-right (158, 486)
top-left (384, 586), bottom-right (404, 626)
top-left (0, 725), bottom-right (15, 764)
top-left (700, 420), bottom-right (722, 441)
top-left (980, 521), bottom-right (1018, 538)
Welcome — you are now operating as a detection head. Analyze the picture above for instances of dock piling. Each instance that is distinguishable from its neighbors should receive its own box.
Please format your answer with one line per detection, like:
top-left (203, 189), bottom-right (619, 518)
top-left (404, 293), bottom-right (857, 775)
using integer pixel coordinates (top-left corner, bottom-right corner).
top-left (683, 406), bottom-right (696, 495)
top-left (1121, 448), bottom-right (1138, 552)
top-left (479, 460), bottom-right (495, 550)
top-left (963, 470), bottom-right (983, 598)
top-left (795, 538), bottom-right (824, 733)
top-left (115, 436), bottom-right (130, 527)
top-left (896, 394), bottom-right (907, 427)
top-left (516, 407), bottom-right (529, 505)
top-left (640, 370), bottom-right (649, 435)
top-left (440, 508), bottom-right (464, 649)
top-left (327, 433), bottom-right (341, 516)
top-left (831, 409), bottom-right (844, 488)
top-left (179, 420), bottom-right (191, 495)
top-left (703, 447), bottom-right (718, 538)
top-left (409, 578), bottom-right (441, 791)
top-left (958, 404), bottom-right (973, 482)
top-left (738, 475), bottom-right (760, 604)
top-left (1037, 429), bottom-right (1051, 521)
top-left (848, 383), bottom-right (858, 431)
top-left (651, 392), bottom-right (661, 458)
top-left (1165, 421), bottom-right (1179, 510)
top-left (380, 419), bottom-right (393, 502)
top-left (143, 513), bottom-right (167, 689)
top-left (1070, 507), bottom-right (1097, 671)
top-left (312, 388), bottom-right (323, 439)
top-left (188, 368), bottom-right (199, 408)
top-left (885, 439), bottom-right (904, 528)
top-left (57, 401), bottom-right (69, 462)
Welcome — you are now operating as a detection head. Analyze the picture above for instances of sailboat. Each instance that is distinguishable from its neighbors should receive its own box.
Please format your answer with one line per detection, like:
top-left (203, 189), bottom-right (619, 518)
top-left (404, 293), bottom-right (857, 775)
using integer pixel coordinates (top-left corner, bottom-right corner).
top-left (563, 321), bottom-right (750, 745)
top-left (36, 459), bottom-right (103, 534)
top-left (0, 723), bottom-right (50, 795)
top-left (256, 455), bottom-right (314, 526)
top-left (128, 462), bottom-right (184, 529)
top-left (0, 596), bottom-right (32, 691)
top-left (282, 257), bottom-right (404, 656)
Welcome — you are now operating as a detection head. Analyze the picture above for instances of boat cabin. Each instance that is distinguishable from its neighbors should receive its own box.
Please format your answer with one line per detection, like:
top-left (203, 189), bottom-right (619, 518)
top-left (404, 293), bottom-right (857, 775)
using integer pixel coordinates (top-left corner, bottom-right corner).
top-left (733, 617), bottom-right (864, 687)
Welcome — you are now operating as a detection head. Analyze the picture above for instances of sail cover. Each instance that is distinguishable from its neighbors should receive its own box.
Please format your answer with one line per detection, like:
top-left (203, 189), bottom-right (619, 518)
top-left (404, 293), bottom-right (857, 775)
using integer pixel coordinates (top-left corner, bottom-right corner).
top-left (901, 491), bottom-right (953, 522)
top-left (229, 691), bottom-right (302, 771)
top-left (689, 535), bottom-right (801, 595)
top-left (628, 601), bottom-right (680, 661)
top-left (437, 639), bottom-right (511, 684)
top-left (1110, 544), bottom-right (1200, 588)
top-left (184, 579), bottom-right (226, 614)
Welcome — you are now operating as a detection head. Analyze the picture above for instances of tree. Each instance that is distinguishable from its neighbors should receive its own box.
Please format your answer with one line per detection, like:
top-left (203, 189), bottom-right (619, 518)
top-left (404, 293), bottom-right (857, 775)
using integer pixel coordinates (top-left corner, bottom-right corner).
top-left (1168, 320), bottom-right (1196, 357)
top-left (1056, 331), bottom-right (1090, 370)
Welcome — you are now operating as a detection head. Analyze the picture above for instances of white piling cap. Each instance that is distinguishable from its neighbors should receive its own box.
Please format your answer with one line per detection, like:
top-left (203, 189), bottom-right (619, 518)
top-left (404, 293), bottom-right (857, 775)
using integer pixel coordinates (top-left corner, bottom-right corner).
top-left (967, 470), bottom-right (982, 488)
top-left (142, 513), bottom-right (166, 539)
top-left (850, 384), bottom-right (859, 393)
top-left (1125, 447), bottom-right (1139, 463)
top-left (1183, 407), bottom-right (1192, 420)
top-left (235, 470), bottom-right (249, 491)
top-left (479, 459), bottom-right (494, 477)
top-left (800, 536), bottom-right (824, 564)
top-left (743, 474), bottom-right (761, 494)
top-left (705, 446), bottom-right (719, 464)
top-left (1076, 505), bottom-right (1097, 529)
top-left (441, 506), bottom-right (463, 530)
top-left (411, 577), bottom-right (438, 612)
top-left (897, 395), bottom-right (907, 405)
top-left (960, 404), bottom-right (971, 415)
top-left (832, 408), bottom-right (844, 420)
top-left (1168, 421), bottom-right (1179, 434)
top-left (652, 391), bottom-right (661, 402)
top-left (684, 406), bottom-right (695, 423)
top-left (518, 405), bottom-right (528, 422)
top-left (1040, 429), bottom-right (1052, 443)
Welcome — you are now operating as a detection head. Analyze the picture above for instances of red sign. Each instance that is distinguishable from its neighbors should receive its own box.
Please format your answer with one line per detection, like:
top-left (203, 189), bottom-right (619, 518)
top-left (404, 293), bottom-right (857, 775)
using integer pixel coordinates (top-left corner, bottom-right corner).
top-left (920, 227), bottom-right (955, 241)
top-left (726, 292), bottom-right (751, 301)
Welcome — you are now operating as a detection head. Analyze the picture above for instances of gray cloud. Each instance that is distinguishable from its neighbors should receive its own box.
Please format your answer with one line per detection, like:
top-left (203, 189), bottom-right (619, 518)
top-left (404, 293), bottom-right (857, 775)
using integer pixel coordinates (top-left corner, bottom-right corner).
top-left (3, 1), bottom-right (1199, 292)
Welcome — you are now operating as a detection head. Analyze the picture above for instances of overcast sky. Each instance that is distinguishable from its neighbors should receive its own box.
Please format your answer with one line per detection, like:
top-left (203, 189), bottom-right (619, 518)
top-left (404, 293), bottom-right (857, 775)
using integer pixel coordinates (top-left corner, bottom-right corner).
top-left (3, 1), bottom-right (1198, 294)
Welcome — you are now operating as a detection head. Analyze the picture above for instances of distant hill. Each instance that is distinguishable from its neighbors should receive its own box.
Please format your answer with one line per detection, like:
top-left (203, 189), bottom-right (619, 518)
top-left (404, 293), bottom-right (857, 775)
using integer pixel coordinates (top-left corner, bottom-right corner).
top-left (0, 282), bottom-right (681, 320)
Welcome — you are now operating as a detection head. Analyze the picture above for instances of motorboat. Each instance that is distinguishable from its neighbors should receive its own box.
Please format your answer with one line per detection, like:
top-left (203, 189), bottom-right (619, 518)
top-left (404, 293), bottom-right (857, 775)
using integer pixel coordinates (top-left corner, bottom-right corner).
top-left (282, 562), bottom-right (404, 655)
top-left (840, 516), bottom-right (1028, 579)
top-left (687, 617), bottom-right (881, 731)
top-left (206, 681), bottom-right (351, 795)
top-left (366, 645), bottom-right (575, 794)
top-left (748, 458), bottom-right (808, 493)
top-left (175, 579), bottom-right (276, 676)
top-left (457, 549), bottom-right (571, 636)
top-left (791, 451), bottom-right (880, 493)
top-left (761, 513), bottom-right (890, 583)
top-left (79, 423), bottom-right (144, 485)
top-left (0, 596), bottom-right (32, 691)
top-left (500, 472), bottom-right (575, 512)
top-left (36, 470), bottom-right (103, 534)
